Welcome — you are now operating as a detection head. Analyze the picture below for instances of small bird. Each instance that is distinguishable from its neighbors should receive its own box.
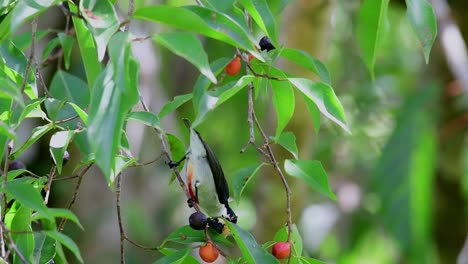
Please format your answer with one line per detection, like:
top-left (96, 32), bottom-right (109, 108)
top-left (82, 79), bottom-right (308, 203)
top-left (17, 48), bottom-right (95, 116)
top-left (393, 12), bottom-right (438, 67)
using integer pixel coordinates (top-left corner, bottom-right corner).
top-left (171, 119), bottom-right (237, 225)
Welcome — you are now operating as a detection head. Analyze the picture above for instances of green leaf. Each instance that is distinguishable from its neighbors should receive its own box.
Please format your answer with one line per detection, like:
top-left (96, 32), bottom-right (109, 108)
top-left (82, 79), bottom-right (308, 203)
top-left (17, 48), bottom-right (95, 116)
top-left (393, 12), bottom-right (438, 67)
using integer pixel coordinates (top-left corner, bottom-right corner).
top-left (154, 33), bottom-right (217, 83)
top-left (193, 75), bottom-right (255, 127)
top-left (10, 98), bottom-right (45, 127)
top-left (5, 181), bottom-right (52, 219)
top-left (87, 66), bottom-right (129, 182)
top-left (41, 37), bottom-right (60, 62)
top-left (0, 76), bottom-right (24, 106)
top-left (49, 130), bottom-right (75, 174)
top-left (47, 208), bottom-right (83, 230)
top-left (0, 121), bottom-right (15, 141)
top-left (10, 0), bottom-right (61, 32)
top-left (288, 78), bottom-right (349, 133)
top-left (133, 5), bottom-right (260, 59)
top-left (158, 93), bottom-right (193, 119)
top-left (163, 225), bottom-right (205, 245)
top-left (11, 30), bottom-right (48, 51)
top-left (33, 233), bottom-right (56, 264)
top-left (284, 159), bottom-right (336, 200)
top-left (225, 221), bottom-right (279, 264)
top-left (273, 224), bottom-right (303, 256)
top-left (45, 231), bottom-right (83, 263)
top-left (239, 0), bottom-right (278, 46)
top-left (58, 33), bottom-right (74, 69)
top-left (153, 248), bottom-right (198, 264)
top-left (10, 124), bottom-right (54, 160)
top-left (270, 77), bottom-right (294, 140)
top-left (71, 3), bottom-right (102, 87)
top-left (303, 94), bottom-right (321, 135)
top-left (79, 0), bottom-right (119, 61)
top-left (67, 102), bottom-right (88, 125)
top-left (274, 132), bottom-right (298, 159)
top-left (280, 48), bottom-right (331, 84)
top-left (11, 205), bottom-right (34, 263)
top-left (406, 0), bottom-right (437, 63)
top-left (166, 133), bottom-right (186, 169)
top-left (233, 163), bottom-right (266, 206)
top-left (109, 156), bottom-right (138, 188)
top-left (296, 257), bottom-right (328, 264)
top-left (108, 32), bottom-right (132, 93)
top-left (127, 111), bottom-right (161, 130)
top-left (357, 0), bottom-right (389, 77)
top-left (192, 57), bottom-right (231, 115)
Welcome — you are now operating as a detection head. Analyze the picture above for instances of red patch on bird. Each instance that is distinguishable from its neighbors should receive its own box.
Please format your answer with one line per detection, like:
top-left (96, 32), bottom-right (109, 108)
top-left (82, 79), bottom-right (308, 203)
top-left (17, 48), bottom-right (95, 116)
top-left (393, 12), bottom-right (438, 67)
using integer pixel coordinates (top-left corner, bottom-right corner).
top-left (187, 162), bottom-right (195, 199)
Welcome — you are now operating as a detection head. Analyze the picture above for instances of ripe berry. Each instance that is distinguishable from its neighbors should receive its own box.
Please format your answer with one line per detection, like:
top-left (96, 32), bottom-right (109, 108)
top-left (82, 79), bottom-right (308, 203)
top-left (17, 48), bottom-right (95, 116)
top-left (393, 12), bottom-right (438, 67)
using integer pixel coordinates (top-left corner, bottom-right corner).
top-left (259, 36), bottom-right (275, 52)
top-left (199, 242), bottom-right (219, 263)
top-left (248, 53), bottom-right (255, 61)
top-left (225, 56), bottom-right (241, 76)
top-left (189, 212), bottom-right (208, 230)
top-left (272, 241), bottom-right (291, 259)
top-left (8, 161), bottom-right (26, 171)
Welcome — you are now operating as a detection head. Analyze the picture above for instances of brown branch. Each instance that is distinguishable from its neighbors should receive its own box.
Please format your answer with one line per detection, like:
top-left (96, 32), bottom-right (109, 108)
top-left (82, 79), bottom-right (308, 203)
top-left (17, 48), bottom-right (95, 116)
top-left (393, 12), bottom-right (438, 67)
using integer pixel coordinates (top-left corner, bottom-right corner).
top-left (124, 237), bottom-right (159, 251)
top-left (43, 165), bottom-right (57, 205)
top-left (116, 173), bottom-right (125, 264)
top-left (20, 18), bottom-right (38, 94)
top-left (0, 222), bottom-right (27, 264)
top-left (58, 164), bottom-right (93, 232)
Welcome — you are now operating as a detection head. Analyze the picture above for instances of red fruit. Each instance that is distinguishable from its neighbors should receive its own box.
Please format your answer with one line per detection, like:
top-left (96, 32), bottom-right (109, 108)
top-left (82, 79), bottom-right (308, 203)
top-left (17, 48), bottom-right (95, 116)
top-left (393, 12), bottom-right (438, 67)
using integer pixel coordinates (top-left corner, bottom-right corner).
top-left (272, 241), bottom-right (291, 259)
top-left (199, 242), bottom-right (219, 263)
top-left (248, 53), bottom-right (255, 61)
top-left (225, 56), bottom-right (241, 76)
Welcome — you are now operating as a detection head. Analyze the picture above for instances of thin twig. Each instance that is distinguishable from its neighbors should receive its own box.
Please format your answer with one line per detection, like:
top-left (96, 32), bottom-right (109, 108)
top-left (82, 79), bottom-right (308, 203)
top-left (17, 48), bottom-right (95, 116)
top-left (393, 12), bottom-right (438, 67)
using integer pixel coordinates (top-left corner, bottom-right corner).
top-left (20, 18), bottom-right (38, 94)
top-left (128, 152), bottom-right (165, 167)
top-left (35, 68), bottom-right (52, 97)
top-left (0, 222), bottom-right (28, 264)
top-left (58, 164), bottom-right (93, 232)
top-left (0, 141), bottom-right (9, 258)
top-left (43, 165), bottom-right (57, 205)
top-left (124, 237), bottom-right (159, 251)
top-left (116, 173), bottom-right (125, 264)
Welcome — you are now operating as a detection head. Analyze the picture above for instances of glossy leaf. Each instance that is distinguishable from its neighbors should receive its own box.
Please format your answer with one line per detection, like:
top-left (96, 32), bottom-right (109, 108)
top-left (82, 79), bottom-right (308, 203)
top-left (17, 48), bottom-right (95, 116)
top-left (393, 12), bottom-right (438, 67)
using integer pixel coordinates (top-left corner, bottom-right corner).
top-left (225, 221), bottom-right (279, 264)
top-left (239, 0), bottom-right (278, 45)
top-left (280, 48), bottom-right (331, 84)
top-left (49, 130), bottom-right (74, 174)
top-left (70, 3), bottom-right (101, 87)
top-left (193, 75), bottom-right (255, 127)
top-left (133, 5), bottom-right (260, 58)
top-left (58, 32), bottom-right (74, 69)
top-left (296, 257), bottom-right (328, 264)
top-left (270, 76), bottom-right (294, 140)
top-left (274, 132), bottom-right (298, 159)
top-left (45, 231), bottom-right (83, 263)
top-left (5, 181), bottom-right (52, 219)
top-left (284, 159), bottom-right (337, 200)
top-left (10, 98), bottom-right (44, 127)
top-left (88, 66), bottom-right (130, 182)
top-left (303, 94), bottom-right (321, 135)
top-left (10, 124), bottom-right (54, 160)
top-left (127, 111), bottom-right (161, 130)
top-left (233, 163), bottom-right (266, 205)
top-left (154, 33), bottom-right (217, 83)
top-left (158, 93), bottom-right (193, 119)
top-left (108, 32), bottom-right (132, 93)
top-left (10, 0), bottom-right (61, 32)
top-left (11, 205), bottom-right (34, 263)
top-left (192, 57), bottom-right (231, 114)
top-left (289, 78), bottom-right (349, 133)
top-left (166, 133), bottom-right (186, 168)
top-left (163, 225), bottom-right (205, 245)
top-left (0, 76), bottom-right (23, 106)
top-left (33, 233), bottom-right (56, 264)
top-left (406, 0), bottom-right (437, 63)
top-left (79, 0), bottom-right (119, 61)
top-left (154, 248), bottom-right (198, 264)
top-left (41, 37), bottom-right (60, 62)
top-left (68, 102), bottom-right (88, 125)
top-left (357, 0), bottom-right (389, 77)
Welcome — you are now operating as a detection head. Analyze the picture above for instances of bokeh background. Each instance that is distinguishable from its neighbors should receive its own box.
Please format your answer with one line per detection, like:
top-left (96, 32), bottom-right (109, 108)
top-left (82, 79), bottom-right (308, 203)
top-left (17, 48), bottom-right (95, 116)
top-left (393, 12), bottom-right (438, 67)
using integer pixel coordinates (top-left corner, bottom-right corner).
top-left (14, 0), bottom-right (468, 263)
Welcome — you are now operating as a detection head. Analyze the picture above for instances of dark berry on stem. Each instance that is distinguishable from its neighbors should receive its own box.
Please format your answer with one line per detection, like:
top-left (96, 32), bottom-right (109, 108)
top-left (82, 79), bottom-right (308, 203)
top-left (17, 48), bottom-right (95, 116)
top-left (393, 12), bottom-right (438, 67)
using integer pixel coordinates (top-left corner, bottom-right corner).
top-left (259, 36), bottom-right (275, 52)
top-left (8, 161), bottom-right (25, 171)
top-left (189, 212), bottom-right (208, 230)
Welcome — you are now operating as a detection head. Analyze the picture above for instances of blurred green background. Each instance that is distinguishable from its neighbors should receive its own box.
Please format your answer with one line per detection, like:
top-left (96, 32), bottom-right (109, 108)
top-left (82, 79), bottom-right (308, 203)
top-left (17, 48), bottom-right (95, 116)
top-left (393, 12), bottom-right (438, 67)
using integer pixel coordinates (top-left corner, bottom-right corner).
top-left (16, 0), bottom-right (468, 263)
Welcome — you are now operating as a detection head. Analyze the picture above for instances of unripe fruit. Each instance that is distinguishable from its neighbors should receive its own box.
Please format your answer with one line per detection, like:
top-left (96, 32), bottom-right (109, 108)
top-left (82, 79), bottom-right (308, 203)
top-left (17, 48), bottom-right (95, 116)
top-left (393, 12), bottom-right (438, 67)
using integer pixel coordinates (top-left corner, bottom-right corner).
top-left (189, 212), bottom-right (208, 230)
top-left (259, 36), bottom-right (275, 52)
top-left (272, 241), bottom-right (291, 259)
top-left (225, 56), bottom-right (241, 76)
top-left (199, 242), bottom-right (219, 263)
top-left (63, 150), bottom-right (70, 165)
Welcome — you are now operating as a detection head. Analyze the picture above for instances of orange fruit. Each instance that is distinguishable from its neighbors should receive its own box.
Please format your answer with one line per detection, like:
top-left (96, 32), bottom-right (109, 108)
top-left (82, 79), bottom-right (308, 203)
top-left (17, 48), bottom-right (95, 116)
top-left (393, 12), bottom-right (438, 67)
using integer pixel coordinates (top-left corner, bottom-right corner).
top-left (199, 242), bottom-right (219, 263)
top-left (272, 241), bottom-right (291, 259)
top-left (225, 56), bottom-right (241, 76)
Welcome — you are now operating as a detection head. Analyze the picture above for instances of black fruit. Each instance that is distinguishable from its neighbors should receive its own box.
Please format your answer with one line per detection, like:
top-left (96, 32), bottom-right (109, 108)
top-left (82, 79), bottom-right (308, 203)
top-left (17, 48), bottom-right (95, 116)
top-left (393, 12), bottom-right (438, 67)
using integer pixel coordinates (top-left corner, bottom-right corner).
top-left (259, 36), bottom-right (275, 52)
top-left (189, 212), bottom-right (208, 230)
top-left (8, 161), bottom-right (26, 171)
